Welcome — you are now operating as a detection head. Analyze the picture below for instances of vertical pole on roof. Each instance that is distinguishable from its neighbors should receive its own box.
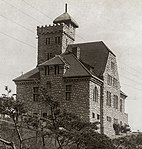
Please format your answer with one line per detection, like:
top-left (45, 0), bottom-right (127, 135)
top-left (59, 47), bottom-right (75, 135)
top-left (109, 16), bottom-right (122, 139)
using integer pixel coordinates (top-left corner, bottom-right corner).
top-left (65, 3), bottom-right (67, 13)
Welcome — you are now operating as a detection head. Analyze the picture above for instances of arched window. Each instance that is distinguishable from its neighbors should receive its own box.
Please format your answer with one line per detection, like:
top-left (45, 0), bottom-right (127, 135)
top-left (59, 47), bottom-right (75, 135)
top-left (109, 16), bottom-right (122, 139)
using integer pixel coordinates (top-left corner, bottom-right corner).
top-left (93, 86), bottom-right (98, 102)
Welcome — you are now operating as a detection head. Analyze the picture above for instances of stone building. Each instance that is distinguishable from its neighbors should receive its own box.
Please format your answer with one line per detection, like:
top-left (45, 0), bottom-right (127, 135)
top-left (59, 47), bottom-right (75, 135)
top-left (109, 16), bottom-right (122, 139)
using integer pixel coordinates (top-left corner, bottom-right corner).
top-left (13, 5), bottom-right (128, 137)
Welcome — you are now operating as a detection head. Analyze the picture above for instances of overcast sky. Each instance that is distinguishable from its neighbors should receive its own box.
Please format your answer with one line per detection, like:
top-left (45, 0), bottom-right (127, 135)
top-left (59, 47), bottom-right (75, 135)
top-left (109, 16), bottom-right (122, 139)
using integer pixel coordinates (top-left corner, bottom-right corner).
top-left (0, 0), bottom-right (142, 131)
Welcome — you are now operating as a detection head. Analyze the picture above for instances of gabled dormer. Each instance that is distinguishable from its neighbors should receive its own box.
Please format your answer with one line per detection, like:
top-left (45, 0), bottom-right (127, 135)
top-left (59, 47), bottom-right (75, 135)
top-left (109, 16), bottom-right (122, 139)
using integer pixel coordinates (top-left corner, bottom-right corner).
top-left (38, 55), bottom-right (69, 76)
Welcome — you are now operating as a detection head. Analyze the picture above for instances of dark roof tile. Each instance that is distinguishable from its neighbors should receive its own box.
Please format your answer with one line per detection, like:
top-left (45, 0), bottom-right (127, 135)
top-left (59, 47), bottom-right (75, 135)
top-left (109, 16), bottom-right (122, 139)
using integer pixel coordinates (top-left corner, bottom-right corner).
top-left (13, 67), bottom-right (39, 82)
top-left (68, 41), bottom-right (114, 78)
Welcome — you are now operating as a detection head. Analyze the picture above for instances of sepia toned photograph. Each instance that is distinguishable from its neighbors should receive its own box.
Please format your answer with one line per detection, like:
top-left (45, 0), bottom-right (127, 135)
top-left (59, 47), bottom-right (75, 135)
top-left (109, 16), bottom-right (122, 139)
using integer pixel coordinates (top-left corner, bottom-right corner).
top-left (0, 0), bottom-right (142, 148)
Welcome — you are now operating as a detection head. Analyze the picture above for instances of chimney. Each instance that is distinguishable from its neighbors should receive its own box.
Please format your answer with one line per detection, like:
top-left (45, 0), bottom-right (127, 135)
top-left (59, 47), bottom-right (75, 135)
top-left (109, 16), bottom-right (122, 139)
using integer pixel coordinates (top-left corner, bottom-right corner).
top-left (72, 47), bottom-right (80, 59)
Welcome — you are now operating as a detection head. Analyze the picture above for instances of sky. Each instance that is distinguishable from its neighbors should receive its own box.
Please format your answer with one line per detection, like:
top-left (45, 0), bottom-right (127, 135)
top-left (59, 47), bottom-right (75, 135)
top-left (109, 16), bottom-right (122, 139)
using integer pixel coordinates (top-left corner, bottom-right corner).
top-left (0, 0), bottom-right (142, 131)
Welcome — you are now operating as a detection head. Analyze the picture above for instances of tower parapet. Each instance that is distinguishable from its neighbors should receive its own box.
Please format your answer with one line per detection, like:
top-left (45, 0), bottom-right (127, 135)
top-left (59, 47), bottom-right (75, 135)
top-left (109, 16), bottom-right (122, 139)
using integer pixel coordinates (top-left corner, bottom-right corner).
top-left (37, 4), bottom-right (78, 65)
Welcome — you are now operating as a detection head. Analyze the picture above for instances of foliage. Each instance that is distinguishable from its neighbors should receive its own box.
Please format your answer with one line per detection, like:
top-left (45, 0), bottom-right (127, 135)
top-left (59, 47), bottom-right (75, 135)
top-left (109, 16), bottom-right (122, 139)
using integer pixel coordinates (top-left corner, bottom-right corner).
top-left (113, 123), bottom-right (131, 135)
top-left (38, 87), bottom-right (114, 149)
top-left (113, 132), bottom-right (142, 149)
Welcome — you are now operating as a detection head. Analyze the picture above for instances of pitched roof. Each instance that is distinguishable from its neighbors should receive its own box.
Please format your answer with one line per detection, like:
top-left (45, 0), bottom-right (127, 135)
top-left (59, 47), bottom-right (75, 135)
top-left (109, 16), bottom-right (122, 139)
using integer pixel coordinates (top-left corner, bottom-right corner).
top-left (13, 67), bottom-right (39, 82)
top-left (62, 53), bottom-right (91, 77)
top-left (68, 41), bottom-right (115, 78)
top-left (13, 41), bottom-right (114, 82)
top-left (120, 90), bottom-right (128, 98)
top-left (39, 55), bottom-right (65, 66)
top-left (53, 12), bottom-right (79, 28)
top-left (39, 53), bottom-right (91, 78)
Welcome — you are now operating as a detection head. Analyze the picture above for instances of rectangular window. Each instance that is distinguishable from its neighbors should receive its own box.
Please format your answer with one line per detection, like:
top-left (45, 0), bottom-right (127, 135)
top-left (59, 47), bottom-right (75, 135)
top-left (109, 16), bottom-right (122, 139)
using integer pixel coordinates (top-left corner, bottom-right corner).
top-left (47, 53), bottom-right (53, 60)
top-left (114, 118), bottom-right (118, 124)
top-left (46, 66), bottom-right (50, 75)
top-left (33, 87), bottom-right (39, 102)
top-left (107, 74), bottom-right (112, 86)
top-left (46, 81), bottom-right (51, 90)
top-left (93, 86), bottom-right (98, 102)
top-left (42, 113), bottom-right (47, 118)
top-left (113, 78), bottom-right (118, 88)
top-left (111, 61), bottom-right (115, 72)
top-left (92, 112), bottom-right (95, 118)
top-left (107, 116), bottom-right (112, 122)
top-left (120, 99), bottom-right (123, 112)
top-left (55, 65), bottom-right (60, 75)
top-left (106, 91), bottom-right (111, 106)
top-left (97, 114), bottom-right (100, 120)
top-left (113, 95), bottom-right (118, 109)
top-left (55, 36), bottom-right (61, 44)
top-left (66, 85), bottom-right (72, 100)
top-left (46, 38), bottom-right (51, 45)
top-left (44, 66), bottom-right (47, 75)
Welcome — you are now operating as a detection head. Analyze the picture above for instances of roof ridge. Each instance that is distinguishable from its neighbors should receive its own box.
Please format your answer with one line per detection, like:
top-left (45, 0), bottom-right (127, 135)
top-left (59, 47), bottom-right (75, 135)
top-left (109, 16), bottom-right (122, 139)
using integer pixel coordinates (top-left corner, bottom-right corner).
top-left (69, 41), bottom-right (116, 57)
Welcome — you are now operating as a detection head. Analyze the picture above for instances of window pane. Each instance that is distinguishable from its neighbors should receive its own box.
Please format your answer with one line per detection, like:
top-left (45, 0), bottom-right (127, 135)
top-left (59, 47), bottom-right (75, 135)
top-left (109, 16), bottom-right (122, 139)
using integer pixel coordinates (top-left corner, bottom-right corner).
top-left (106, 91), bottom-right (111, 106)
top-left (66, 92), bottom-right (71, 100)
top-left (120, 99), bottom-right (122, 112)
top-left (66, 85), bottom-right (72, 91)
top-left (46, 38), bottom-right (50, 45)
top-left (43, 113), bottom-right (47, 118)
top-left (107, 74), bottom-right (112, 86)
top-left (111, 62), bottom-right (115, 71)
top-left (97, 114), bottom-right (100, 120)
top-left (47, 81), bottom-right (51, 89)
top-left (33, 94), bottom-right (39, 102)
top-left (93, 87), bottom-right (98, 102)
top-left (33, 87), bottom-right (39, 93)
top-left (107, 116), bottom-right (112, 122)
top-left (92, 112), bottom-right (95, 118)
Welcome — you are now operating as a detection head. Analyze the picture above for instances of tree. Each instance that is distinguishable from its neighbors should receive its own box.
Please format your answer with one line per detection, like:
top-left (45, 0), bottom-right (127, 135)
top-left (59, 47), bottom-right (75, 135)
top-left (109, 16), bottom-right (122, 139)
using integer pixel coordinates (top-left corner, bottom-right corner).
top-left (0, 88), bottom-right (39, 149)
top-left (37, 87), bottom-right (114, 149)
top-left (0, 86), bottom-right (115, 149)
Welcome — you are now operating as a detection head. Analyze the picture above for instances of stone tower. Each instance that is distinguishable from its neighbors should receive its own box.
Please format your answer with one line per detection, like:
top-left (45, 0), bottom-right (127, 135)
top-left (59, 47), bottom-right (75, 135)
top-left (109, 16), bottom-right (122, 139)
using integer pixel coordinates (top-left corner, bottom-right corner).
top-left (37, 4), bottom-right (79, 65)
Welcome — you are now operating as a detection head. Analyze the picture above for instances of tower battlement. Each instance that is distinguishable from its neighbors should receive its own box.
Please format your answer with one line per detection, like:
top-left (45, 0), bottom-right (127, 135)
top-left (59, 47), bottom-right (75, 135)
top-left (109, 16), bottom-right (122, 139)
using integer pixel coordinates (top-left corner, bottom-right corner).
top-left (37, 23), bottom-right (65, 35)
top-left (37, 4), bottom-right (78, 65)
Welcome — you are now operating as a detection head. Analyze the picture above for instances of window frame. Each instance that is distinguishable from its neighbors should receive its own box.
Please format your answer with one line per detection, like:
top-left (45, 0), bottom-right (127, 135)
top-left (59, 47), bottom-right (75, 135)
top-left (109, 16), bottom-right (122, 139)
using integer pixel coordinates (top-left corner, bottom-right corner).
top-left (55, 36), bottom-right (61, 44)
top-left (97, 114), bottom-right (100, 120)
top-left (93, 86), bottom-right (98, 102)
top-left (55, 65), bottom-right (60, 75)
top-left (46, 37), bottom-right (51, 45)
top-left (111, 61), bottom-right (115, 72)
top-left (106, 91), bottom-right (111, 106)
top-left (107, 74), bottom-right (113, 86)
top-left (46, 81), bottom-right (51, 90)
top-left (107, 116), bottom-right (112, 122)
top-left (113, 95), bottom-right (118, 109)
top-left (33, 87), bottom-right (39, 102)
top-left (113, 78), bottom-right (118, 88)
top-left (120, 99), bottom-right (123, 112)
top-left (65, 85), bottom-right (72, 100)
top-left (92, 112), bottom-right (95, 118)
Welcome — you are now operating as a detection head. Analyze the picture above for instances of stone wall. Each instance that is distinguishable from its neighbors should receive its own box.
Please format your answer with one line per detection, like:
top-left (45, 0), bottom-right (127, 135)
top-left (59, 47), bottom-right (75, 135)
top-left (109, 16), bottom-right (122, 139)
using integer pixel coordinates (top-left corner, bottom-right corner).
top-left (37, 23), bottom-right (75, 65)
top-left (103, 52), bottom-right (128, 137)
top-left (40, 68), bottom-right (90, 121)
top-left (16, 81), bottom-right (50, 115)
top-left (89, 80), bottom-right (102, 133)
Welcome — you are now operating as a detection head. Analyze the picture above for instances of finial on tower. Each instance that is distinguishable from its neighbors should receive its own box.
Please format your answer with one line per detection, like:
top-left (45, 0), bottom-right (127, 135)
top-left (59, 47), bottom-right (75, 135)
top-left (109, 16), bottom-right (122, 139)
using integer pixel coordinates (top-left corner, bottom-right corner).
top-left (65, 3), bottom-right (67, 13)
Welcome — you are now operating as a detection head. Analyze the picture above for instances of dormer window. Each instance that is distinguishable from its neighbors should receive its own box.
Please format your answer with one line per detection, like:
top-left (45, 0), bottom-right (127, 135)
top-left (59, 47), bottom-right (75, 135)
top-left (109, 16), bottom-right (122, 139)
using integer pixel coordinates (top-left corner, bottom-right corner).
top-left (55, 65), bottom-right (60, 74)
